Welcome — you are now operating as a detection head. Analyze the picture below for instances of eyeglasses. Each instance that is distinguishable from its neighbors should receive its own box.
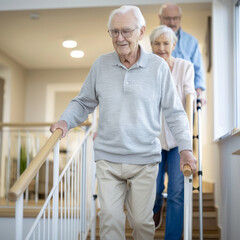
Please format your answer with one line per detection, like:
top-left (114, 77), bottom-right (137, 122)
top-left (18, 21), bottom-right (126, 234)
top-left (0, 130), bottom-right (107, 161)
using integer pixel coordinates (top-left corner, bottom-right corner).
top-left (162, 16), bottom-right (181, 22)
top-left (108, 27), bottom-right (138, 38)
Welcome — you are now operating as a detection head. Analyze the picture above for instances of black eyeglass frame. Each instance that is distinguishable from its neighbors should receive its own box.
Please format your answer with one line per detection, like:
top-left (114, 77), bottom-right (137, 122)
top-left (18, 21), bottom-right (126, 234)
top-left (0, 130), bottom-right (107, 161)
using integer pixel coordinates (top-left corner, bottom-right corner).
top-left (108, 27), bottom-right (138, 38)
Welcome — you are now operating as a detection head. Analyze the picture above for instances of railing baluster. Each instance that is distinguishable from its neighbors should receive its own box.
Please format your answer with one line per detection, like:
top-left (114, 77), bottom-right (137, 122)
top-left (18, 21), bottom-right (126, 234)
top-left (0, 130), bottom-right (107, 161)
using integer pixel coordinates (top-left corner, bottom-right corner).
top-left (17, 132), bottom-right (21, 179)
top-left (67, 167), bottom-right (70, 238)
top-left (35, 134), bottom-right (40, 203)
top-left (47, 202), bottom-right (50, 240)
top-left (25, 131), bottom-right (30, 203)
top-left (43, 211), bottom-right (46, 240)
top-left (64, 174), bottom-right (67, 240)
top-left (71, 161), bottom-right (74, 240)
top-left (52, 140), bottom-right (60, 240)
top-left (38, 221), bottom-right (40, 240)
top-left (77, 152), bottom-right (80, 238)
top-left (60, 179), bottom-right (63, 240)
top-left (74, 156), bottom-right (77, 238)
top-left (91, 149), bottom-right (96, 240)
top-left (15, 193), bottom-right (23, 240)
top-left (45, 157), bottom-right (49, 199)
top-left (80, 141), bottom-right (87, 238)
top-left (66, 134), bottom-right (70, 163)
top-left (6, 131), bottom-right (11, 197)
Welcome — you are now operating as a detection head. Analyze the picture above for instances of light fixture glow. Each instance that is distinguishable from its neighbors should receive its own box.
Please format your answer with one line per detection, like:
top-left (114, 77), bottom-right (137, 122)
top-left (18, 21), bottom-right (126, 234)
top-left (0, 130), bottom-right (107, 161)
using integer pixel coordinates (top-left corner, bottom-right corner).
top-left (71, 50), bottom-right (84, 58)
top-left (62, 40), bottom-right (77, 48)
top-left (29, 12), bottom-right (40, 20)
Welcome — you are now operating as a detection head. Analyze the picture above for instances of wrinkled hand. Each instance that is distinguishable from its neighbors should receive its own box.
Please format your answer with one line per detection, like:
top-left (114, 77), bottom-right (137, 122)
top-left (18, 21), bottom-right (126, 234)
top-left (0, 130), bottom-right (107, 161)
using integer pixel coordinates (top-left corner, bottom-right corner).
top-left (180, 150), bottom-right (197, 174)
top-left (50, 120), bottom-right (68, 138)
top-left (196, 88), bottom-right (206, 106)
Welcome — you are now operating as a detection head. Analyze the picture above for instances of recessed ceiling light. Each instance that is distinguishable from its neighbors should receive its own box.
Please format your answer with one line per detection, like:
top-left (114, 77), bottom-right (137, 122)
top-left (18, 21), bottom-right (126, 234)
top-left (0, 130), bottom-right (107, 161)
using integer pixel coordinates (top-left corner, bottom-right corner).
top-left (62, 40), bottom-right (77, 48)
top-left (71, 50), bottom-right (84, 58)
top-left (29, 12), bottom-right (40, 20)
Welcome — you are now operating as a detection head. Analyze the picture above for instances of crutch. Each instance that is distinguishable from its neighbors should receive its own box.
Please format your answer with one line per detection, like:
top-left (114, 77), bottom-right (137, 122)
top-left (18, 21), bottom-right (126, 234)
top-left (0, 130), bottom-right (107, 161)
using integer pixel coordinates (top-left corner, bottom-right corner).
top-left (195, 98), bottom-right (203, 240)
top-left (183, 94), bottom-right (195, 240)
top-left (192, 98), bottom-right (204, 240)
top-left (183, 166), bottom-right (193, 240)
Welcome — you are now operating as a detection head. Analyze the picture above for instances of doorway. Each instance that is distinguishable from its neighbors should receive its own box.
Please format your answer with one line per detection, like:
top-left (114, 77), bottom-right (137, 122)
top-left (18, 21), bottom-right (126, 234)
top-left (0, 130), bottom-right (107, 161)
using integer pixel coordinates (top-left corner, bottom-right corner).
top-left (0, 78), bottom-right (4, 122)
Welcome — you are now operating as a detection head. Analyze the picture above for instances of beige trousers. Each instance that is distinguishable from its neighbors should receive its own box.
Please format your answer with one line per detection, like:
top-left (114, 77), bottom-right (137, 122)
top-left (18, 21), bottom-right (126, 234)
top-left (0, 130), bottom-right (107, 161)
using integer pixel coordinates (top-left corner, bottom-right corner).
top-left (96, 160), bottom-right (158, 240)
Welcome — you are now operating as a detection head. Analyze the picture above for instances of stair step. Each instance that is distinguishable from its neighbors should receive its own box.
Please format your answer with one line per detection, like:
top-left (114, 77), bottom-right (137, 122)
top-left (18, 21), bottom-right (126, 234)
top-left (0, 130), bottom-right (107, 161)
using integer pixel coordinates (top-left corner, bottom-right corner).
top-left (88, 228), bottom-right (221, 240)
top-left (94, 205), bottom-right (219, 230)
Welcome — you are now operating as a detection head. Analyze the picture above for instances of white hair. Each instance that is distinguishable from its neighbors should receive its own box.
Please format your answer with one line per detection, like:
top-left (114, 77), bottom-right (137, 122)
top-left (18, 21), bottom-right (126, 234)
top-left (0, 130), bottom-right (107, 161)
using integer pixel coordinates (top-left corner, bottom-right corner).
top-left (159, 3), bottom-right (182, 16)
top-left (107, 5), bottom-right (146, 29)
top-left (149, 25), bottom-right (178, 44)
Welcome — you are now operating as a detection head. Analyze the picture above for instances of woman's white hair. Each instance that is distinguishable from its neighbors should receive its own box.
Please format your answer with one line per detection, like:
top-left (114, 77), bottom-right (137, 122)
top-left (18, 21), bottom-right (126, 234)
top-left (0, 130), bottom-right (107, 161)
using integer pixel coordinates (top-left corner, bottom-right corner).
top-left (107, 5), bottom-right (146, 29)
top-left (149, 25), bottom-right (178, 44)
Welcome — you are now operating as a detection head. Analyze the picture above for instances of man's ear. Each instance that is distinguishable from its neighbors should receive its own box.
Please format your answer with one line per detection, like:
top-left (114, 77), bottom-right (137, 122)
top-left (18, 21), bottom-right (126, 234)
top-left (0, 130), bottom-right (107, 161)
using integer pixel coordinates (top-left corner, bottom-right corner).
top-left (139, 26), bottom-right (146, 40)
top-left (158, 14), bottom-right (162, 24)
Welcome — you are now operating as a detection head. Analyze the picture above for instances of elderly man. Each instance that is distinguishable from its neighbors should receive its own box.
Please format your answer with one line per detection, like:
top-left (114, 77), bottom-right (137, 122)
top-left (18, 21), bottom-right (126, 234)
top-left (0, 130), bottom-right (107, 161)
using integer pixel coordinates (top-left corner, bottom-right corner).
top-left (50, 5), bottom-right (196, 240)
top-left (159, 2), bottom-right (206, 99)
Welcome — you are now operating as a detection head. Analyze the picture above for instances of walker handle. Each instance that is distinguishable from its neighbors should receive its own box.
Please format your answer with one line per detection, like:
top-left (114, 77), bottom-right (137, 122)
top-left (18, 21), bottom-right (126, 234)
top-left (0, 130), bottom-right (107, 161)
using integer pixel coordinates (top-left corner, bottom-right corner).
top-left (183, 164), bottom-right (192, 177)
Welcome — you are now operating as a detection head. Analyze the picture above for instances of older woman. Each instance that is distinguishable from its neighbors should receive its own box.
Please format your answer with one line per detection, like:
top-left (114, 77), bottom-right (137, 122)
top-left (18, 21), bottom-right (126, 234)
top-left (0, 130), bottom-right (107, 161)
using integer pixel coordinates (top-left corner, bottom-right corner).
top-left (150, 25), bottom-right (196, 239)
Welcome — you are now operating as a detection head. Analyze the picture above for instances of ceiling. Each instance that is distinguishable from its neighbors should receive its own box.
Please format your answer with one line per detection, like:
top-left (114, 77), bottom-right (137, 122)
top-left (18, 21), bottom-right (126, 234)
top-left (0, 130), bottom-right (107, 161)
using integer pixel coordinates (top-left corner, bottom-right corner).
top-left (0, 3), bottom-right (211, 69)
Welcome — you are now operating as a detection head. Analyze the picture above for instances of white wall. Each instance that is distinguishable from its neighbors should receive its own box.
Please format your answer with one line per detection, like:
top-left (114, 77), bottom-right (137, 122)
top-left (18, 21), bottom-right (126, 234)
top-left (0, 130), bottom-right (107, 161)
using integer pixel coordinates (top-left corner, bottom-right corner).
top-left (0, 0), bottom-right (212, 11)
top-left (219, 136), bottom-right (240, 239)
top-left (212, 0), bottom-right (240, 239)
top-left (0, 217), bottom-right (34, 240)
top-left (25, 68), bottom-right (89, 122)
top-left (212, 0), bottom-right (235, 140)
top-left (0, 49), bottom-right (26, 122)
top-left (54, 91), bottom-right (79, 121)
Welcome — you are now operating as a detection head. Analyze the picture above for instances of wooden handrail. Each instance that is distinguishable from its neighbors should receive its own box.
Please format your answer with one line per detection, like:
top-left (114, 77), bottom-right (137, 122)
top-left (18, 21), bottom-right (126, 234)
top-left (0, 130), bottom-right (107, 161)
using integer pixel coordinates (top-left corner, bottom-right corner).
top-left (0, 122), bottom-right (54, 127)
top-left (0, 120), bottom-right (91, 128)
top-left (8, 129), bottom-right (62, 202)
top-left (232, 128), bottom-right (240, 136)
top-left (7, 120), bottom-right (92, 202)
top-left (183, 94), bottom-right (195, 177)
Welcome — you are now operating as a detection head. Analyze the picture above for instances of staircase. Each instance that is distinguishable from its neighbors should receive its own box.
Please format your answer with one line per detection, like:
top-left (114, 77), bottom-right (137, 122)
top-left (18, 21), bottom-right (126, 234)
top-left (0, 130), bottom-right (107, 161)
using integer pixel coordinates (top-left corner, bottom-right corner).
top-left (0, 181), bottom-right (221, 240)
top-left (88, 180), bottom-right (221, 240)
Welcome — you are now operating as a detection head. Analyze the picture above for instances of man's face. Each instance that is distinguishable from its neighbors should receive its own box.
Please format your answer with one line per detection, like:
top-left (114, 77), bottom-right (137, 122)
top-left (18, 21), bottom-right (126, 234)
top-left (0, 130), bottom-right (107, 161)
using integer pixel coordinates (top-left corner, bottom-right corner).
top-left (159, 6), bottom-right (181, 33)
top-left (109, 11), bottom-right (145, 58)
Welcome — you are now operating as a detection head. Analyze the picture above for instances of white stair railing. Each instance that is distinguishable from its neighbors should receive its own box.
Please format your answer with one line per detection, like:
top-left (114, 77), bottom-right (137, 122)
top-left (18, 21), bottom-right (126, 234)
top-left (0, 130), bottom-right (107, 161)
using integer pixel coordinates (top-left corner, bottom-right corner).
top-left (8, 115), bottom-right (97, 240)
top-left (0, 123), bottom-right (52, 200)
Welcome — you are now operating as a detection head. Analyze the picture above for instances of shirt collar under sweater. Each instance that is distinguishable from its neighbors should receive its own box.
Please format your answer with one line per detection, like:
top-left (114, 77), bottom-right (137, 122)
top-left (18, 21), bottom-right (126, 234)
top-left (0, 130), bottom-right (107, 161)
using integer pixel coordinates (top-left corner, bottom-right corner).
top-left (112, 45), bottom-right (148, 69)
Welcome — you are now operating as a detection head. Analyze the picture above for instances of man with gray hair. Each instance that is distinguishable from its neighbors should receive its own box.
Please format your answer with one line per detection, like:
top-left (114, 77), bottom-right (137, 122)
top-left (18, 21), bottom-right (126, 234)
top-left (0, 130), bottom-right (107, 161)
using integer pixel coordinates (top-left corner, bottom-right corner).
top-left (159, 2), bottom-right (206, 100)
top-left (50, 5), bottom-right (197, 240)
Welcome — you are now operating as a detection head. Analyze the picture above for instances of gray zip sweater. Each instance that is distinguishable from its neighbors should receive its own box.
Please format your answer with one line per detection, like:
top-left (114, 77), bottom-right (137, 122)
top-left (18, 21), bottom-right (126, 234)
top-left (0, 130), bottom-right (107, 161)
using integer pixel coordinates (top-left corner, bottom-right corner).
top-left (60, 46), bottom-right (192, 164)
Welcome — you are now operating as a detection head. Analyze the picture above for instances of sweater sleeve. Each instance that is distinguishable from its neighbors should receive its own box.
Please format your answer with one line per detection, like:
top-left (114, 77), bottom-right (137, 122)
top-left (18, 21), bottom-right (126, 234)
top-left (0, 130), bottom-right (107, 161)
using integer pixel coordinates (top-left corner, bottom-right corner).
top-left (59, 61), bottom-right (99, 130)
top-left (160, 64), bottom-right (192, 152)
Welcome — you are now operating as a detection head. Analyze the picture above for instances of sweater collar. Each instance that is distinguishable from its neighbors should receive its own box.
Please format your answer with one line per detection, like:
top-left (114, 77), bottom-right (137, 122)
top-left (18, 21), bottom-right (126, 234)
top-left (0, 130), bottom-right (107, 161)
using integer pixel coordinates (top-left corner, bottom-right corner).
top-left (112, 45), bottom-right (148, 69)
